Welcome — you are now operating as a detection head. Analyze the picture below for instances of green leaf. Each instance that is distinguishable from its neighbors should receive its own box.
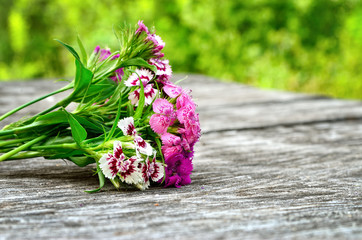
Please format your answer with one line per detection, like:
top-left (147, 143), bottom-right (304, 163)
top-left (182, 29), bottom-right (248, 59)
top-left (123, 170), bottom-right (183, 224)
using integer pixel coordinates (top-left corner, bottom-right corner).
top-left (64, 110), bottom-right (87, 146)
top-left (72, 79), bottom-right (116, 103)
top-left (73, 59), bottom-right (93, 97)
top-left (106, 97), bottom-right (123, 141)
top-left (119, 57), bottom-right (157, 73)
top-left (85, 163), bottom-right (105, 193)
top-left (77, 35), bottom-right (88, 65)
top-left (74, 116), bottom-right (104, 133)
top-left (55, 39), bottom-right (82, 64)
top-left (133, 82), bottom-right (145, 120)
top-left (1, 111), bottom-right (68, 135)
top-left (68, 156), bottom-right (95, 167)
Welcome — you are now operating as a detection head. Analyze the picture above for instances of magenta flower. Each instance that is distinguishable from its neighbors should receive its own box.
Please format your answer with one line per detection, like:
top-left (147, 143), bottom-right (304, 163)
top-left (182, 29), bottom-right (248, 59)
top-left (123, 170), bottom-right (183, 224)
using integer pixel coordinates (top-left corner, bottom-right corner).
top-left (136, 20), bottom-right (150, 35)
top-left (110, 68), bottom-right (124, 83)
top-left (163, 152), bottom-right (193, 188)
top-left (99, 48), bottom-right (112, 61)
top-left (111, 53), bottom-right (120, 60)
top-left (94, 45), bottom-right (101, 54)
top-left (149, 98), bottom-right (176, 135)
top-left (161, 133), bottom-right (181, 146)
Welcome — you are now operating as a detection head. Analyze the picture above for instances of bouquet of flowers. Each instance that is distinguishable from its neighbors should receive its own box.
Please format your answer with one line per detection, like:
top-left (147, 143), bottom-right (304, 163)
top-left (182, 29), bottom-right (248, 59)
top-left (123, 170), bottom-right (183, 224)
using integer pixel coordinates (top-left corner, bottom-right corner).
top-left (0, 21), bottom-right (201, 192)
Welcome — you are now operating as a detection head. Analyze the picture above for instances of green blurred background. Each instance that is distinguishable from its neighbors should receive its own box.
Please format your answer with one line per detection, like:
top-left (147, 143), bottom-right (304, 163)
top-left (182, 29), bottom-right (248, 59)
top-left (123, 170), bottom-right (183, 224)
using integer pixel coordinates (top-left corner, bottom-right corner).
top-left (1, 0), bottom-right (362, 99)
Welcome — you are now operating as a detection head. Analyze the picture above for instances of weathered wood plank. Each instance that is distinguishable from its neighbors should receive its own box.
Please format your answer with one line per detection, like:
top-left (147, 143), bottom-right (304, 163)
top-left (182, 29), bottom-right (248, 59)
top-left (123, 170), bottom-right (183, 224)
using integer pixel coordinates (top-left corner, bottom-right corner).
top-left (0, 75), bottom-right (361, 240)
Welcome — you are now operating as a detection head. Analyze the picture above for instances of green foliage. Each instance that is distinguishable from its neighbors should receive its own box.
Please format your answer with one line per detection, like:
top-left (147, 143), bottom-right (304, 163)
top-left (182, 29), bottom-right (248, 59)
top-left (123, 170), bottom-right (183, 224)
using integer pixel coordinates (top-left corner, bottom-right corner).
top-left (1, 0), bottom-right (362, 99)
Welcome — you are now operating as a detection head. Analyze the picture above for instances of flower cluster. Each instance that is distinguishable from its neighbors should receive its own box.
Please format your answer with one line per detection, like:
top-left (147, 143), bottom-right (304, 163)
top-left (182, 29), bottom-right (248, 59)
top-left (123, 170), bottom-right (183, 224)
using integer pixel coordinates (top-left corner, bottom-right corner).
top-left (99, 117), bottom-right (163, 190)
top-left (0, 20), bottom-right (200, 192)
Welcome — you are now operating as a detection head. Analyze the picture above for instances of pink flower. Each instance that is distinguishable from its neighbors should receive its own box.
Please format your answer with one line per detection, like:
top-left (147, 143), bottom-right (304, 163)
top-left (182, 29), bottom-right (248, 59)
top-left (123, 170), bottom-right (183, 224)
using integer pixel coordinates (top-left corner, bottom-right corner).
top-left (163, 82), bottom-right (182, 98)
top-left (176, 91), bottom-right (195, 110)
top-left (161, 133), bottom-right (181, 146)
top-left (149, 98), bottom-right (176, 135)
top-left (124, 68), bottom-right (154, 87)
top-left (128, 84), bottom-right (158, 106)
top-left (111, 54), bottom-right (120, 60)
top-left (136, 20), bottom-right (150, 35)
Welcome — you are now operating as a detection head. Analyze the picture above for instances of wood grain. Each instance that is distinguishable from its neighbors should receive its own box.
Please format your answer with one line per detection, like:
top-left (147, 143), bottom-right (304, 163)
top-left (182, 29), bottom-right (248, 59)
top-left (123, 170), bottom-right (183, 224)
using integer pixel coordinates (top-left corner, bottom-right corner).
top-left (0, 75), bottom-right (361, 240)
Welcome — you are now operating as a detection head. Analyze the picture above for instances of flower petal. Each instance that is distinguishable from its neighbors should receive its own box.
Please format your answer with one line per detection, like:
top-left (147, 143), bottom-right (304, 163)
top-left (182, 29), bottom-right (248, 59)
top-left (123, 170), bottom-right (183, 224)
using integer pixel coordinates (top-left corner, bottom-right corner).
top-left (149, 157), bottom-right (164, 182)
top-left (99, 153), bottom-right (119, 179)
top-left (149, 114), bottom-right (171, 135)
top-left (163, 83), bottom-right (182, 98)
top-left (144, 84), bottom-right (158, 106)
top-left (119, 157), bottom-right (143, 185)
top-left (134, 136), bottom-right (153, 156)
top-left (118, 117), bottom-right (137, 136)
top-left (113, 140), bottom-right (125, 160)
top-left (152, 98), bottom-right (174, 115)
top-left (161, 133), bottom-right (181, 146)
top-left (124, 68), bottom-right (154, 87)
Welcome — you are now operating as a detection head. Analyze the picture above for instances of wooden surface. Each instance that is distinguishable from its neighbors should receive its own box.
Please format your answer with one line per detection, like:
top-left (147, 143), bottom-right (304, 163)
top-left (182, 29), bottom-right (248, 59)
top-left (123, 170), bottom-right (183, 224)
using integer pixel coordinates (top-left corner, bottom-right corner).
top-left (0, 74), bottom-right (361, 240)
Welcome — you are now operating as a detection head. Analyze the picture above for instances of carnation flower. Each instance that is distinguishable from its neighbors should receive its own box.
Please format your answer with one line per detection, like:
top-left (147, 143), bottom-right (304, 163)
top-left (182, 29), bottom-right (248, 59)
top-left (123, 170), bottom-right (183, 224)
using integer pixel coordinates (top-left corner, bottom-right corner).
top-left (138, 155), bottom-right (164, 190)
top-left (147, 34), bottom-right (165, 52)
top-left (128, 84), bottom-right (158, 106)
top-left (149, 58), bottom-right (172, 81)
top-left (99, 48), bottom-right (112, 61)
top-left (110, 68), bottom-right (124, 83)
top-left (163, 152), bottom-right (193, 188)
top-left (124, 68), bottom-right (154, 87)
top-left (135, 20), bottom-right (150, 35)
top-left (118, 117), bottom-right (137, 136)
top-left (149, 98), bottom-right (176, 135)
top-left (163, 82), bottom-right (182, 98)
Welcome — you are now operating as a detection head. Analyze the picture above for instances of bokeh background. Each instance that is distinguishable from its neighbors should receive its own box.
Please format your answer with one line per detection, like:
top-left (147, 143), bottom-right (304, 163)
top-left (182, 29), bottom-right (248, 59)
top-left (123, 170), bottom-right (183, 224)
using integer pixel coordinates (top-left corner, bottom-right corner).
top-left (1, 0), bottom-right (362, 99)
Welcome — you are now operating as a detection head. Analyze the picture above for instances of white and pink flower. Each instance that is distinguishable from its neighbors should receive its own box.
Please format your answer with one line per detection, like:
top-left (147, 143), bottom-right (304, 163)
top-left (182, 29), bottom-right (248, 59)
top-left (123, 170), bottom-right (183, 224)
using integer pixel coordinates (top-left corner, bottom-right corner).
top-left (124, 68), bottom-right (154, 87)
top-left (138, 155), bottom-right (164, 190)
top-left (134, 136), bottom-right (153, 157)
top-left (128, 84), bottom-right (158, 106)
top-left (99, 141), bottom-right (142, 184)
top-left (149, 58), bottom-right (172, 81)
top-left (118, 117), bottom-right (137, 136)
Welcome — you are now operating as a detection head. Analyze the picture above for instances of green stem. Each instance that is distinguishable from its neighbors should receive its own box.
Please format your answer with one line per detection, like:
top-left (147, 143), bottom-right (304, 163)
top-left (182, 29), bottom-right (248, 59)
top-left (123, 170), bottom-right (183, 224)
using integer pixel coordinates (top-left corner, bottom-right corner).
top-left (0, 135), bottom-right (47, 162)
top-left (0, 84), bottom-right (72, 122)
top-left (29, 97), bottom-right (72, 122)
top-left (0, 138), bottom-right (32, 148)
top-left (30, 143), bottom-right (78, 150)
top-left (3, 151), bottom-right (43, 160)
top-left (0, 134), bottom-right (17, 140)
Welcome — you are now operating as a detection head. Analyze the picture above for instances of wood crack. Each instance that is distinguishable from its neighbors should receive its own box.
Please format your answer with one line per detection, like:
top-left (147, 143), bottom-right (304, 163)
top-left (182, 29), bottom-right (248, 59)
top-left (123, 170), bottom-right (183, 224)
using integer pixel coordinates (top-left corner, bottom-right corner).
top-left (202, 116), bottom-right (362, 134)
